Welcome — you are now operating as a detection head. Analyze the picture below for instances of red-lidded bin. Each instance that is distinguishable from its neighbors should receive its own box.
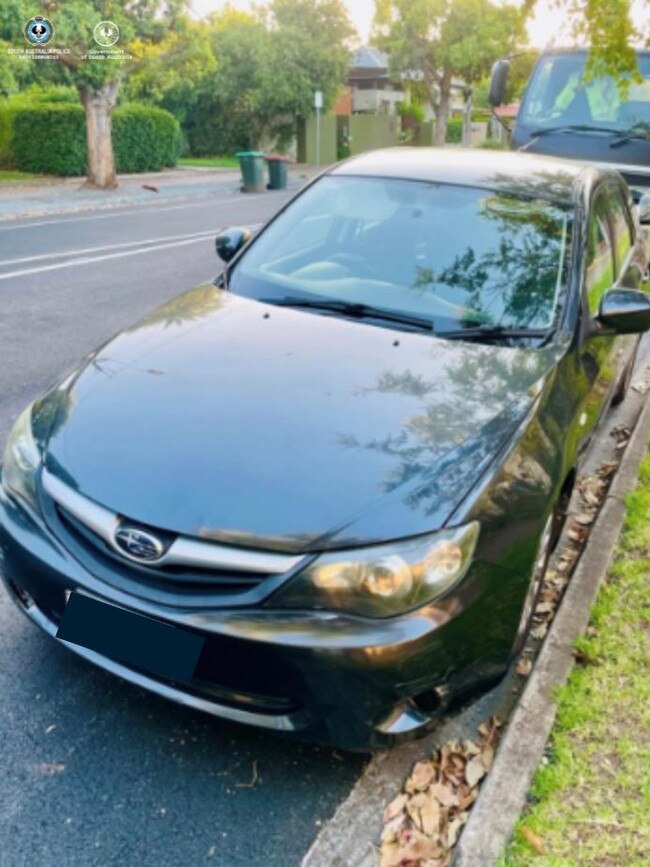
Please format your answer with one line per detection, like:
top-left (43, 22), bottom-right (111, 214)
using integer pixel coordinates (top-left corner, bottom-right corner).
top-left (265, 155), bottom-right (289, 190)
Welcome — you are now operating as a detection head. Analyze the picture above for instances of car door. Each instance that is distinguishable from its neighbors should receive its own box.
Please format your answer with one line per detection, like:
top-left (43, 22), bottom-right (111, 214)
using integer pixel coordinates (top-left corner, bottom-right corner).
top-left (576, 182), bottom-right (625, 448)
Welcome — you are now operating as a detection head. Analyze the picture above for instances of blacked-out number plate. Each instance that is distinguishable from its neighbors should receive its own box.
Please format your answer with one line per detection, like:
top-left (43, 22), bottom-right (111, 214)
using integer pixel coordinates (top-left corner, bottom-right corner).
top-left (57, 592), bottom-right (204, 683)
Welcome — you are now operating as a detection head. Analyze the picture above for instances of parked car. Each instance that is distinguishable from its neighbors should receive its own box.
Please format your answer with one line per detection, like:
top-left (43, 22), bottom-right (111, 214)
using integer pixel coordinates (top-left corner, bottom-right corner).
top-left (2, 149), bottom-right (649, 750)
top-left (489, 48), bottom-right (650, 200)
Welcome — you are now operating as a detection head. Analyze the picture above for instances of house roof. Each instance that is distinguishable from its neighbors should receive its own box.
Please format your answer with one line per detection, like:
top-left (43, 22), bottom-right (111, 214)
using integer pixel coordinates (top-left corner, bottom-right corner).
top-left (351, 46), bottom-right (389, 72)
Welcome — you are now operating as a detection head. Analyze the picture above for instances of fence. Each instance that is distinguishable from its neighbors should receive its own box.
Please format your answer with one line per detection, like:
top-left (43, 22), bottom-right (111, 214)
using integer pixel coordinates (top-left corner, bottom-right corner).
top-left (298, 114), bottom-right (401, 164)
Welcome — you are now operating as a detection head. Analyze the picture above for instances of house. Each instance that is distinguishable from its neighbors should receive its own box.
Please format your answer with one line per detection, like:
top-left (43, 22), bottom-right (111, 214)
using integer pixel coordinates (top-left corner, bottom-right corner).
top-left (343, 46), bottom-right (406, 116)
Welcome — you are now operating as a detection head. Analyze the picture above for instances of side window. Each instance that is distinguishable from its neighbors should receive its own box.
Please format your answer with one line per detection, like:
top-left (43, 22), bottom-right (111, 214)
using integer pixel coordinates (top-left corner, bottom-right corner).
top-left (585, 191), bottom-right (615, 315)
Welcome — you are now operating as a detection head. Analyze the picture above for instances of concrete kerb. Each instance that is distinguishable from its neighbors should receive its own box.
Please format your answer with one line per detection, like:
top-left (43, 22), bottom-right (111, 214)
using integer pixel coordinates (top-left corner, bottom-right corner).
top-left (453, 391), bottom-right (650, 866)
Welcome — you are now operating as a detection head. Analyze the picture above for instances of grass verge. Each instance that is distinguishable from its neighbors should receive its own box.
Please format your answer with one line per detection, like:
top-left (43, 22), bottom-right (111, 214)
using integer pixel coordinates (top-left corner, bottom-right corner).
top-left (503, 444), bottom-right (650, 866)
top-left (178, 156), bottom-right (239, 169)
top-left (0, 170), bottom-right (43, 182)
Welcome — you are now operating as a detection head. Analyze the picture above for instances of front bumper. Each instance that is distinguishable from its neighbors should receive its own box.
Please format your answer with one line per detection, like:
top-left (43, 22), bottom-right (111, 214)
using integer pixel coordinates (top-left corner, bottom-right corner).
top-left (0, 485), bottom-right (519, 750)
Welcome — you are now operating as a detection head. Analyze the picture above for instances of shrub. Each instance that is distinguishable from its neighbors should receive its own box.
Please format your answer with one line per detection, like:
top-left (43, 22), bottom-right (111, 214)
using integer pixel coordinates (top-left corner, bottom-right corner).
top-left (10, 100), bottom-right (181, 175)
top-left (13, 103), bottom-right (86, 175)
top-left (479, 138), bottom-right (507, 150)
top-left (445, 117), bottom-right (463, 144)
top-left (397, 102), bottom-right (426, 124)
top-left (113, 103), bottom-right (182, 172)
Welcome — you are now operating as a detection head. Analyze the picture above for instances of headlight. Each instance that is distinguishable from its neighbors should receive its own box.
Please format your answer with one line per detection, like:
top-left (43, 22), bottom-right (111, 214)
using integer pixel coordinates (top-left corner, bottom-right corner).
top-left (268, 522), bottom-right (479, 618)
top-left (2, 405), bottom-right (41, 510)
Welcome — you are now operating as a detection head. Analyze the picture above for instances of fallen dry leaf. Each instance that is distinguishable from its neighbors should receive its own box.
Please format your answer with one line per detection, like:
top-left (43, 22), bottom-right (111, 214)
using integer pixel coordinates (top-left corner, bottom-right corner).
top-left (406, 760), bottom-right (436, 793)
top-left (481, 746), bottom-right (494, 771)
top-left (384, 793), bottom-right (409, 823)
top-left (519, 825), bottom-right (545, 854)
top-left (419, 796), bottom-right (441, 837)
top-left (429, 782), bottom-right (458, 808)
top-left (610, 425), bottom-right (631, 446)
top-left (598, 461), bottom-right (618, 479)
top-left (381, 813), bottom-right (406, 844)
top-left (446, 817), bottom-right (463, 848)
top-left (464, 755), bottom-right (486, 787)
top-left (516, 658), bottom-right (533, 677)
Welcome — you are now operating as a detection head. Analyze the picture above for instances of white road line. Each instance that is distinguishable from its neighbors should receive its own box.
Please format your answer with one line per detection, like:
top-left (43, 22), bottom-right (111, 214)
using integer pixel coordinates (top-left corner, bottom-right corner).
top-left (0, 229), bottom-right (218, 267)
top-left (0, 235), bottom-right (215, 281)
top-left (0, 190), bottom-right (286, 232)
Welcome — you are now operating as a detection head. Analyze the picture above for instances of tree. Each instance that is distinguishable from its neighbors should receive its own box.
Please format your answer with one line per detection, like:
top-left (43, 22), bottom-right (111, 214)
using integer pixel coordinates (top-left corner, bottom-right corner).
top-left (1, 1), bottom-right (188, 188)
top-left (213, 0), bottom-right (354, 151)
top-left (563, 0), bottom-right (647, 87)
top-left (375, 0), bottom-right (525, 145)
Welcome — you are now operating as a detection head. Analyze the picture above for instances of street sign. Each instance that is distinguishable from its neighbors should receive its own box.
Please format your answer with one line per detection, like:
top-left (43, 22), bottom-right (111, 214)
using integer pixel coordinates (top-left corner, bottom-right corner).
top-left (314, 90), bottom-right (323, 110)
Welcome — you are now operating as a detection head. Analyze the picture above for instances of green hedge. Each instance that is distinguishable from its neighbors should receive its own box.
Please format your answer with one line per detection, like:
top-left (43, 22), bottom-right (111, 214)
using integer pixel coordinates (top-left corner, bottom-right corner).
top-left (7, 100), bottom-right (181, 175)
top-left (14, 103), bottom-right (86, 175)
top-left (113, 103), bottom-right (181, 172)
top-left (0, 96), bottom-right (21, 168)
top-left (0, 87), bottom-right (78, 167)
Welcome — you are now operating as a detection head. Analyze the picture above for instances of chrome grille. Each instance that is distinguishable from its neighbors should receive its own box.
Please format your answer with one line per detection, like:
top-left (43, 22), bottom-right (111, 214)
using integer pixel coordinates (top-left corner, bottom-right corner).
top-left (40, 470), bottom-right (305, 605)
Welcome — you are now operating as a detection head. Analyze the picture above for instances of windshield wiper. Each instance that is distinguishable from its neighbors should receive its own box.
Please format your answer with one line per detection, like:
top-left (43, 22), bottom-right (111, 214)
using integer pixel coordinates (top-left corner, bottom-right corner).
top-left (268, 297), bottom-right (435, 332)
top-left (610, 125), bottom-right (650, 148)
top-left (529, 124), bottom-right (620, 138)
top-left (439, 324), bottom-right (551, 342)
top-left (520, 124), bottom-right (620, 151)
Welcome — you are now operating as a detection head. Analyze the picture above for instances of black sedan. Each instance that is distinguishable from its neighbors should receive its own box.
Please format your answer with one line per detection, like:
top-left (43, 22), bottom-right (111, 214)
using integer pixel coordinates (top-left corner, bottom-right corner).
top-left (1, 149), bottom-right (649, 750)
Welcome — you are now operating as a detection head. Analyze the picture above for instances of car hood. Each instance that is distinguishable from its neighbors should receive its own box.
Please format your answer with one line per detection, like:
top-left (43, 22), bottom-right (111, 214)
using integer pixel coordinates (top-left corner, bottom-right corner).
top-left (43, 286), bottom-right (558, 553)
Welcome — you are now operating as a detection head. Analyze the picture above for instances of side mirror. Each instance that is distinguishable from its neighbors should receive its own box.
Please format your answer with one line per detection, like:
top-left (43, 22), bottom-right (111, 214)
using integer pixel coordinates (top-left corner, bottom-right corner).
top-left (638, 192), bottom-right (650, 225)
top-left (488, 60), bottom-right (510, 109)
top-left (216, 227), bottom-right (252, 263)
top-left (597, 288), bottom-right (650, 335)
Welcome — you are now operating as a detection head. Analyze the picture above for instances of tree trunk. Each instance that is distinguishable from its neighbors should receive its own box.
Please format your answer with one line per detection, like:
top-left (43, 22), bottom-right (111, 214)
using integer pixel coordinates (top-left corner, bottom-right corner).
top-left (78, 82), bottom-right (120, 189)
top-left (433, 69), bottom-right (453, 147)
top-left (462, 89), bottom-right (473, 148)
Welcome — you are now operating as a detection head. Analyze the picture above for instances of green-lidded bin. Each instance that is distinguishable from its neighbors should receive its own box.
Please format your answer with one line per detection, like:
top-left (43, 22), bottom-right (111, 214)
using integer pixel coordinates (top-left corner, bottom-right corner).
top-left (236, 151), bottom-right (265, 193)
top-left (265, 155), bottom-right (289, 190)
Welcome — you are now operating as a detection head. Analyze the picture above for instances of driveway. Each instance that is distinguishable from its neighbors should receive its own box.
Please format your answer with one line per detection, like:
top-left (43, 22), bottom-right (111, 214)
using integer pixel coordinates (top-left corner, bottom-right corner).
top-left (0, 190), bottom-right (366, 867)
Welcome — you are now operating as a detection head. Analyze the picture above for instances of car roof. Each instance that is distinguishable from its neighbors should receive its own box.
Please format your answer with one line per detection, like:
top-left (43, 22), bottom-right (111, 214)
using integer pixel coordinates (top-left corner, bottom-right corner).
top-left (331, 147), bottom-right (618, 207)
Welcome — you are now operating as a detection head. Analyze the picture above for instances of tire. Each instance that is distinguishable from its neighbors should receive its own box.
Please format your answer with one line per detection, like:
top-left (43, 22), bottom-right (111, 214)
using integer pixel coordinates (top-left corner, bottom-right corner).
top-left (511, 512), bottom-right (554, 658)
top-left (612, 340), bottom-right (639, 406)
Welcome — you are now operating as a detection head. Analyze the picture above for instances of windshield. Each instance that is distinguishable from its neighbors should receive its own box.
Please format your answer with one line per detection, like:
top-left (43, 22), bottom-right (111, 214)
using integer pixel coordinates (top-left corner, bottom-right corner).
top-left (229, 176), bottom-right (572, 332)
top-left (519, 52), bottom-right (650, 131)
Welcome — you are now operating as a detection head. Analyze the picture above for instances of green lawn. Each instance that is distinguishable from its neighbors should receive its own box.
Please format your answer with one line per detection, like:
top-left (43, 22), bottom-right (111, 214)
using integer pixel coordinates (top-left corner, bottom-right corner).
top-left (178, 156), bottom-right (239, 169)
top-left (0, 170), bottom-right (42, 182)
top-left (503, 445), bottom-right (650, 866)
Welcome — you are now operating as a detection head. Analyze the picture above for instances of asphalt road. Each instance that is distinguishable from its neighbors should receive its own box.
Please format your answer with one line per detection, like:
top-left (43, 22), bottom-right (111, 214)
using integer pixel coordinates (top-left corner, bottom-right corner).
top-left (0, 190), bottom-right (367, 867)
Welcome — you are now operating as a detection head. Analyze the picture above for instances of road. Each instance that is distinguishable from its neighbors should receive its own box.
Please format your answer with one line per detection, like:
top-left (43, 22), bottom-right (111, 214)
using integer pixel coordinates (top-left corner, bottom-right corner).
top-left (0, 191), bottom-right (367, 867)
